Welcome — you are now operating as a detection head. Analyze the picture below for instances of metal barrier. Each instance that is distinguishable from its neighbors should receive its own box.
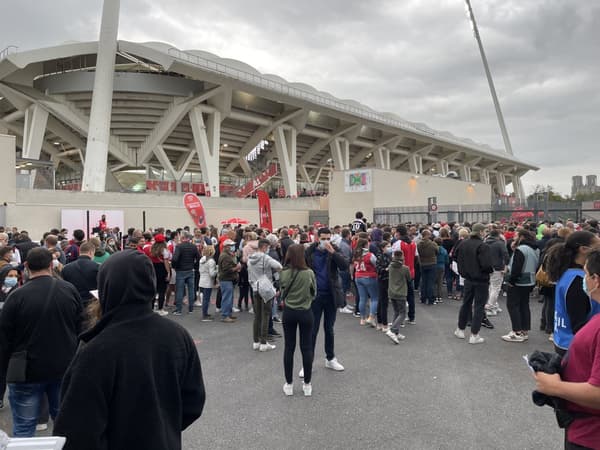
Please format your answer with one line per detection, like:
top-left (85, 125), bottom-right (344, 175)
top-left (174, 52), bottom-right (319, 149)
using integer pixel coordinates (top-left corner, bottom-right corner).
top-left (0, 45), bottom-right (18, 61)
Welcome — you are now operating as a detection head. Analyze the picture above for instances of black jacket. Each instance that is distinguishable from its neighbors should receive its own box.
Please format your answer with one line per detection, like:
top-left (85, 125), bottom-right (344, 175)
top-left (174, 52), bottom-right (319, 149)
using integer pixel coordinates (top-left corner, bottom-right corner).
top-left (53, 250), bottom-right (205, 450)
top-left (0, 275), bottom-right (82, 382)
top-left (305, 243), bottom-right (348, 306)
top-left (456, 236), bottom-right (493, 284)
top-left (484, 236), bottom-right (509, 271)
top-left (280, 237), bottom-right (294, 260)
top-left (14, 238), bottom-right (39, 262)
top-left (172, 242), bottom-right (200, 272)
top-left (62, 256), bottom-right (99, 303)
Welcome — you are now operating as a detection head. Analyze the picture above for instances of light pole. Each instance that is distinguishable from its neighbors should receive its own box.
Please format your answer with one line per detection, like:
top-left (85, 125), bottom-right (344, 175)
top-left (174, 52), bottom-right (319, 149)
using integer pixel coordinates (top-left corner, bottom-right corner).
top-left (464, 0), bottom-right (525, 200)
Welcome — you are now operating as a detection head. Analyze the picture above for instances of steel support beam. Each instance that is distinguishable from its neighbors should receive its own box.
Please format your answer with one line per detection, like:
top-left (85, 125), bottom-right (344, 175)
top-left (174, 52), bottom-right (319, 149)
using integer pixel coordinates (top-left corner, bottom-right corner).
top-left (22, 104), bottom-right (49, 160)
top-left (330, 138), bottom-right (350, 171)
top-left (274, 126), bottom-right (297, 197)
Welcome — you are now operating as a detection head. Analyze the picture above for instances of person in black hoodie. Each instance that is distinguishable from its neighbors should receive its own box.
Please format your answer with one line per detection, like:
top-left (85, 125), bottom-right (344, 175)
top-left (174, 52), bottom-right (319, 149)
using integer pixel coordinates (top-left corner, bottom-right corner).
top-left (53, 249), bottom-right (205, 450)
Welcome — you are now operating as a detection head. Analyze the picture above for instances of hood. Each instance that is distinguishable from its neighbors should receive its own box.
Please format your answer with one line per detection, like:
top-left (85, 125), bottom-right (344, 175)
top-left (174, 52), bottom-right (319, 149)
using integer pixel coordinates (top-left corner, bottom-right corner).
top-left (518, 239), bottom-right (538, 250)
top-left (98, 249), bottom-right (156, 314)
top-left (0, 264), bottom-right (19, 284)
top-left (200, 255), bottom-right (208, 264)
top-left (389, 259), bottom-right (404, 268)
top-left (248, 252), bottom-right (266, 265)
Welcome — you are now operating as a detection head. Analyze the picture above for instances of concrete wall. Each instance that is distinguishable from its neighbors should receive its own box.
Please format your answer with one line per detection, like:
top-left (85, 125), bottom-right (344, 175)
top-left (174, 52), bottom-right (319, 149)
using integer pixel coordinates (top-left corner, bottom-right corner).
top-left (6, 190), bottom-right (320, 240)
top-left (329, 169), bottom-right (492, 225)
top-left (0, 134), bottom-right (17, 205)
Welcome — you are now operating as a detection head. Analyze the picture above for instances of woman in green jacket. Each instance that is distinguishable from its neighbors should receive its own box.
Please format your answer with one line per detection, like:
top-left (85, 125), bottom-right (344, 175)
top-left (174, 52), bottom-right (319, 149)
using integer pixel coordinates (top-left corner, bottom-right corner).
top-left (280, 244), bottom-right (316, 397)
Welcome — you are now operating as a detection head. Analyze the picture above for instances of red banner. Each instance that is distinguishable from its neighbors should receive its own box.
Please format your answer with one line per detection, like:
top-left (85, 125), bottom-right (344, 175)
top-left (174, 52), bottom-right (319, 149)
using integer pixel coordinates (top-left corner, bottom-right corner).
top-left (235, 163), bottom-right (278, 198)
top-left (183, 193), bottom-right (207, 228)
top-left (257, 190), bottom-right (273, 232)
top-left (594, 201), bottom-right (600, 210)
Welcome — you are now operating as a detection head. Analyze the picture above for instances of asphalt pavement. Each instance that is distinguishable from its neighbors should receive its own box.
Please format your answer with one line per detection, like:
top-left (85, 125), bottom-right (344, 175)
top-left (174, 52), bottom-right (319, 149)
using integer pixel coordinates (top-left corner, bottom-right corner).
top-left (0, 291), bottom-right (563, 449)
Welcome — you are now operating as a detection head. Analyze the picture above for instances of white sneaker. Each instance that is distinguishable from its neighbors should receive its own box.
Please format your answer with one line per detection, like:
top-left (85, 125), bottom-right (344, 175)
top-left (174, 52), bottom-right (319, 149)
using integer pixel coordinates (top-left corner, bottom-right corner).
top-left (302, 382), bottom-right (312, 397)
top-left (469, 334), bottom-right (485, 344)
top-left (158, 309), bottom-right (169, 316)
top-left (36, 423), bottom-right (48, 431)
top-left (233, 307), bottom-right (241, 313)
top-left (485, 308), bottom-right (497, 316)
top-left (259, 343), bottom-right (276, 352)
top-left (299, 368), bottom-right (304, 378)
top-left (495, 306), bottom-right (503, 313)
top-left (194, 300), bottom-right (202, 307)
top-left (501, 331), bottom-right (525, 343)
top-left (215, 307), bottom-right (221, 313)
top-left (283, 383), bottom-right (293, 396)
top-left (325, 357), bottom-right (344, 371)
top-left (454, 328), bottom-right (465, 339)
top-left (397, 333), bottom-right (406, 340)
top-left (248, 307), bottom-right (254, 314)
top-left (340, 305), bottom-right (354, 314)
top-left (252, 342), bottom-right (260, 350)
top-left (386, 329), bottom-right (400, 344)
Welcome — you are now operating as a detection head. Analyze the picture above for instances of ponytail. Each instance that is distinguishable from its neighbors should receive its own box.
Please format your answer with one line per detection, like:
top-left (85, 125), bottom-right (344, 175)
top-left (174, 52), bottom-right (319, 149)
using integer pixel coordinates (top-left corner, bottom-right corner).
top-left (546, 231), bottom-right (596, 282)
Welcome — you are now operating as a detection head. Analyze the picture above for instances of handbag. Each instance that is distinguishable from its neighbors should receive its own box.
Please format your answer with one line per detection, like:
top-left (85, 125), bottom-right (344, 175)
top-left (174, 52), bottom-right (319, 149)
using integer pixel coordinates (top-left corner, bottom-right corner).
top-left (6, 278), bottom-right (57, 383)
top-left (256, 258), bottom-right (276, 302)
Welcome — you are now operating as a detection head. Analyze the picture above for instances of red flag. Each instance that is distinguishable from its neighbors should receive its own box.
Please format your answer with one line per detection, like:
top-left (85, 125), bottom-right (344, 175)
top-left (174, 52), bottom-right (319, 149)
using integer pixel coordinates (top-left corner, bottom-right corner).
top-left (257, 190), bottom-right (273, 232)
top-left (183, 193), bottom-right (207, 228)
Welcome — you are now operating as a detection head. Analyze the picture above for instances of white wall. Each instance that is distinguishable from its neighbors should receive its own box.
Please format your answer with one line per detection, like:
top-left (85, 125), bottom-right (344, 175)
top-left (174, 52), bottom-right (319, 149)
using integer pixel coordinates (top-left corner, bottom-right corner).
top-left (7, 189), bottom-right (321, 240)
top-left (329, 169), bottom-right (492, 225)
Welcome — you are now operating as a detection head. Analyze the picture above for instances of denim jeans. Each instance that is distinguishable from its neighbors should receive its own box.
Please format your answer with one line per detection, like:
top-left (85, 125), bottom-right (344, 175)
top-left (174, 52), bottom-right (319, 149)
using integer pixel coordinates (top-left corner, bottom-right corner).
top-left (220, 280), bottom-right (234, 318)
top-left (175, 269), bottom-right (196, 313)
top-left (356, 277), bottom-right (378, 318)
top-left (311, 293), bottom-right (337, 361)
top-left (201, 287), bottom-right (212, 317)
top-left (420, 265), bottom-right (436, 304)
top-left (8, 381), bottom-right (61, 437)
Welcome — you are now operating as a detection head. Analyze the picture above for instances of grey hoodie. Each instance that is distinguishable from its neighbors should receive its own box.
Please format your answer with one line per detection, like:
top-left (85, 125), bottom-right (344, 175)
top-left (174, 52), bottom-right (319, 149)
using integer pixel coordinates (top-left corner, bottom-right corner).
top-left (247, 252), bottom-right (282, 290)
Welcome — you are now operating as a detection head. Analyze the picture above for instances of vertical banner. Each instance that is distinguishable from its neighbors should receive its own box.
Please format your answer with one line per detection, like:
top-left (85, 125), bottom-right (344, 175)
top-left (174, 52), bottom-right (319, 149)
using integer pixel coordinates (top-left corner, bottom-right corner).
top-left (183, 193), bottom-right (207, 228)
top-left (257, 190), bottom-right (273, 232)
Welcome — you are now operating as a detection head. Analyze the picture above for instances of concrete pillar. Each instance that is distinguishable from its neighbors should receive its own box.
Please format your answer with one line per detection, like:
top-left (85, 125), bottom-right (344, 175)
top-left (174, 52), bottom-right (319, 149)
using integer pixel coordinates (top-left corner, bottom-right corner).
top-left (408, 154), bottom-right (423, 174)
top-left (461, 165), bottom-right (472, 182)
top-left (374, 148), bottom-right (390, 170)
top-left (496, 172), bottom-right (506, 195)
top-left (330, 138), bottom-right (350, 171)
top-left (512, 175), bottom-right (525, 202)
top-left (480, 169), bottom-right (490, 185)
top-left (82, 0), bottom-right (120, 192)
top-left (0, 135), bottom-right (17, 206)
top-left (274, 126), bottom-right (297, 197)
top-left (436, 159), bottom-right (449, 176)
top-left (22, 104), bottom-right (49, 160)
top-left (189, 106), bottom-right (221, 197)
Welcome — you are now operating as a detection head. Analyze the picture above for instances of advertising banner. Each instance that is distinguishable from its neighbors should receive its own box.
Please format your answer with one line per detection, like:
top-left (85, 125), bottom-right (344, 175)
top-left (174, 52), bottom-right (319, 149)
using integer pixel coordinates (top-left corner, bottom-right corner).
top-left (257, 190), bottom-right (273, 232)
top-left (183, 193), bottom-right (207, 228)
top-left (344, 169), bottom-right (372, 193)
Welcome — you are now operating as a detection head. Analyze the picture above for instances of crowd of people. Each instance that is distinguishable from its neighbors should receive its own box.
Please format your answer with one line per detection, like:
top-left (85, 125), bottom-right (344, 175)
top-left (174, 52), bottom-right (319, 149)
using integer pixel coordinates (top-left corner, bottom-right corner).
top-left (0, 214), bottom-right (599, 449)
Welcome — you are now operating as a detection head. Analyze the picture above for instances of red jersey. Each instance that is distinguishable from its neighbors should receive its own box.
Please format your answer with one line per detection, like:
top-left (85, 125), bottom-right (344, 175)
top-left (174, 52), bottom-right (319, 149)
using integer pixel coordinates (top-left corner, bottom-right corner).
top-left (354, 253), bottom-right (377, 278)
top-left (392, 239), bottom-right (416, 279)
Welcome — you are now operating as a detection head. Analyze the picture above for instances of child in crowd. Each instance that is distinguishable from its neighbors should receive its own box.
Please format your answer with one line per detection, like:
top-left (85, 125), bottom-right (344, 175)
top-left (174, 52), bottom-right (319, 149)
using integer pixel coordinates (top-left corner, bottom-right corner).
top-left (386, 250), bottom-right (411, 344)
top-left (434, 237), bottom-right (449, 303)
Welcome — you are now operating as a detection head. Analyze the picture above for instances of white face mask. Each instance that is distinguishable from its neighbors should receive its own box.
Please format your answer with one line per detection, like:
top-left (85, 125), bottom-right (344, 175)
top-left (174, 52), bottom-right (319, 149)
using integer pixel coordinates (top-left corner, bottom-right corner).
top-left (584, 275), bottom-right (597, 298)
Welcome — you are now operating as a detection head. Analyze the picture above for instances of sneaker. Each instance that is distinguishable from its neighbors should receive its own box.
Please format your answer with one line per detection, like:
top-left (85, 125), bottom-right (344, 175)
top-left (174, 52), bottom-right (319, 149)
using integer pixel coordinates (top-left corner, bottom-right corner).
top-left (469, 334), bottom-right (485, 344)
top-left (269, 329), bottom-right (282, 337)
top-left (233, 307), bottom-right (241, 313)
top-left (259, 343), bottom-right (276, 352)
top-left (381, 326), bottom-right (389, 333)
top-left (248, 307), bottom-right (254, 314)
top-left (352, 312), bottom-right (361, 318)
top-left (365, 317), bottom-right (376, 328)
top-left (408, 320), bottom-right (416, 325)
top-left (397, 333), bottom-right (406, 340)
top-left (376, 324), bottom-right (383, 331)
top-left (273, 316), bottom-right (282, 323)
top-left (521, 332), bottom-right (529, 341)
top-left (201, 315), bottom-right (214, 322)
top-left (399, 323), bottom-right (406, 328)
top-left (158, 309), bottom-right (169, 316)
top-left (481, 317), bottom-right (495, 329)
top-left (360, 319), bottom-right (367, 326)
top-left (299, 368), bottom-right (304, 378)
top-left (283, 383), bottom-right (293, 396)
top-left (252, 342), bottom-right (260, 350)
top-left (501, 331), bottom-right (525, 343)
top-left (340, 305), bottom-right (354, 314)
top-left (302, 382), bottom-right (312, 397)
top-left (325, 357), bottom-right (344, 371)
top-left (215, 307), bottom-right (221, 313)
top-left (221, 316), bottom-right (237, 323)
top-left (485, 308), bottom-right (497, 316)
top-left (173, 311), bottom-right (182, 316)
top-left (549, 334), bottom-right (554, 342)
top-left (386, 329), bottom-right (400, 344)
top-left (495, 306), bottom-right (503, 313)
top-left (454, 328), bottom-right (465, 339)
top-left (36, 423), bottom-right (48, 431)
top-left (194, 300), bottom-right (202, 307)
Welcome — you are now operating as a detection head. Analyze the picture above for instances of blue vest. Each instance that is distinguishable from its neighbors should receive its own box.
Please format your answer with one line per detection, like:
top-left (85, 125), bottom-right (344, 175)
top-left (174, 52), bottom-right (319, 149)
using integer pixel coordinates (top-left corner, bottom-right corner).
top-left (554, 268), bottom-right (600, 350)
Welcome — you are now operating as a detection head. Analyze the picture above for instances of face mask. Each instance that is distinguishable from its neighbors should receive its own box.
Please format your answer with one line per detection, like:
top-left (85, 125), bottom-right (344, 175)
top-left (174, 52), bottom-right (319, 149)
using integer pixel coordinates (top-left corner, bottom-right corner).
top-left (584, 276), bottom-right (597, 297)
top-left (319, 239), bottom-right (329, 249)
top-left (52, 259), bottom-right (60, 268)
top-left (386, 247), bottom-right (393, 255)
top-left (4, 277), bottom-right (17, 288)
top-left (229, 246), bottom-right (236, 252)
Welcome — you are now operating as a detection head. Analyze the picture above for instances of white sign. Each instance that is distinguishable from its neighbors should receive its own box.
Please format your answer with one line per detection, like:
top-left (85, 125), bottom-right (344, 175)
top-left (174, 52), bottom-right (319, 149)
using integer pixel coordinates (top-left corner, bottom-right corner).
top-left (344, 169), bottom-right (372, 193)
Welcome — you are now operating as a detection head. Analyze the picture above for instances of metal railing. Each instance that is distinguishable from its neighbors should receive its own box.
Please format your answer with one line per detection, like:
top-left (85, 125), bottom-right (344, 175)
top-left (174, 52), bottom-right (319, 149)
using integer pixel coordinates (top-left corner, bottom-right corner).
top-left (166, 47), bottom-right (529, 165)
top-left (0, 45), bottom-right (18, 61)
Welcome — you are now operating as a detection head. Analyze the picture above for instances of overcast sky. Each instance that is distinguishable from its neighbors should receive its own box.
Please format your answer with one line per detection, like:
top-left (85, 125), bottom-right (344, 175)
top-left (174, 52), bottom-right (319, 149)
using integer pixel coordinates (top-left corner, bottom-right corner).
top-left (1, 0), bottom-right (599, 195)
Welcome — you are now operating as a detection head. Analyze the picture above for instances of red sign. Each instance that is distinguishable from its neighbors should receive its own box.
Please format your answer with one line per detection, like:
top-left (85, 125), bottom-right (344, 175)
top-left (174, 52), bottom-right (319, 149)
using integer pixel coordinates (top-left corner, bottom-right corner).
top-left (257, 190), bottom-right (273, 232)
top-left (278, 187), bottom-right (286, 198)
top-left (594, 201), bottom-right (600, 209)
top-left (235, 163), bottom-right (278, 198)
top-left (183, 193), bottom-right (207, 228)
